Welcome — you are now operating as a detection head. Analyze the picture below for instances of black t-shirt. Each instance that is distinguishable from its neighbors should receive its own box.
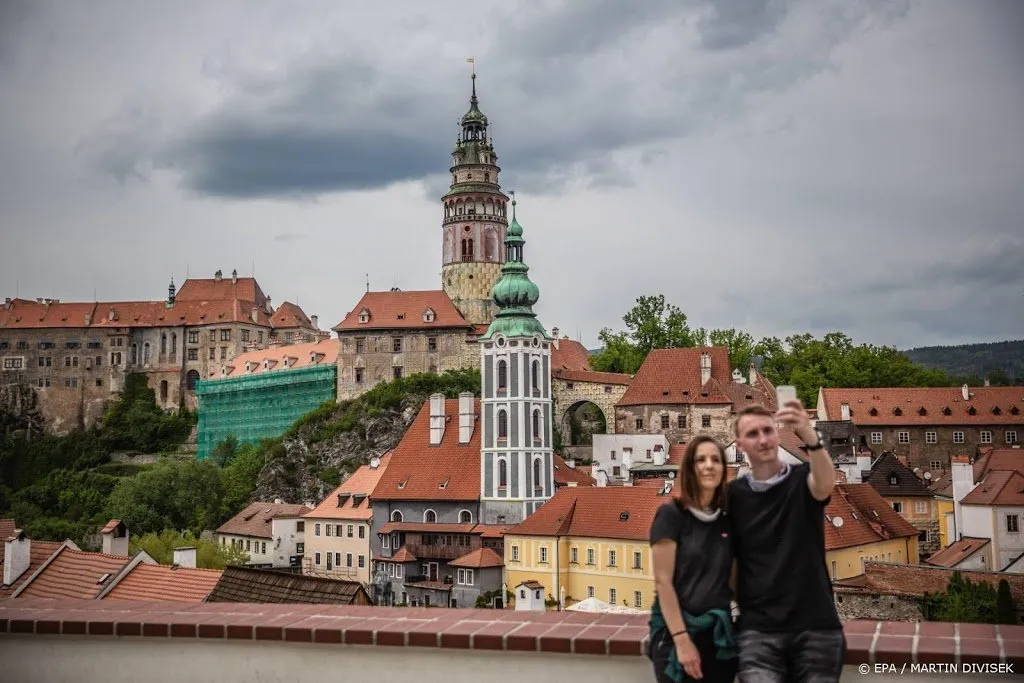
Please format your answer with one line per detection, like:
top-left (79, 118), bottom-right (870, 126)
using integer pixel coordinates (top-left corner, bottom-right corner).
top-left (649, 501), bottom-right (733, 616)
top-left (728, 462), bottom-right (841, 632)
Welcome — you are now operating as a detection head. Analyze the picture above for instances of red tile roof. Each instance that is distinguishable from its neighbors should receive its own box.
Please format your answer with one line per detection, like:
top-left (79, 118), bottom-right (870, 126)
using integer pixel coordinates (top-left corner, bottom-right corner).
top-left (925, 537), bottom-right (990, 568)
top-left (508, 486), bottom-right (668, 541)
top-left (304, 453), bottom-right (391, 521)
top-left (835, 561), bottom-right (1024, 605)
top-left (379, 522), bottom-right (478, 535)
top-left (175, 275), bottom-right (268, 308)
top-left (867, 453), bottom-right (933, 498)
top-left (0, 296), bottom-right (275, 330)
top-left (15, 547), bottom-right (130, 600)
top-left (550, 339), bottom-right (592, 372)
top-left (973, 447), bottom-right (1024, 480)
top-left (475, 524), bottom-right (512, 539)
top-left (332, 290), bottom-right (470, 331)
top-left (372, 398), bottom-right (481, 502)
top-left (102, 563), bottom-right (223, 602)
top-left (0, 540), bottom-right (64, 598)
top-left (0, 519), bottom-right (15, 544)
top-left (819, 387), bottom-right (1024, 426)
top-left (617, 347), bottom-right (735, 407)
top-left (216, 502), bottom-right (309, 539)
top-left (218, 338), bottom-right (338, 378)
top-left (552, 368), bottom-right (633, 386)
top-left (270, 301), bottom-right (314, 330)
top-left (961, 469), bottom-right (1024, 506)
top-left (824, 484), bottom-right (920, 551)
top-left (100, 519), bottom-right (122, 534)
top-left (553, 455), bottom-right (596, 487)
top-left (449, 547), bottom-right (504, 569)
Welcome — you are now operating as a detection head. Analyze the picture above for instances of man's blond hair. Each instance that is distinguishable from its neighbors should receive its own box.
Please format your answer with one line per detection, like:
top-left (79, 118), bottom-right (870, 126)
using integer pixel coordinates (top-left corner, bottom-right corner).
top-left (733, 404), bottom-right (774, 437)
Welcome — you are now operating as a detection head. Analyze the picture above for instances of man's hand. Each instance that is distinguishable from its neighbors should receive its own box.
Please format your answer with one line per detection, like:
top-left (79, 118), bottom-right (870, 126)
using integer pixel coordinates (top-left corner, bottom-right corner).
top-left (775, 399), bottom-right (835, 501)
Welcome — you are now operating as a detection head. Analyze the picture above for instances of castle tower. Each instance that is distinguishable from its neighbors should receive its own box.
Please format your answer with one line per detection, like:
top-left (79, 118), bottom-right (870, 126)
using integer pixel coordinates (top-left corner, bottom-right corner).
top-left (478, 197), bottom-right (554, 524)
top-left (441, 72), bottom-right (508, 326)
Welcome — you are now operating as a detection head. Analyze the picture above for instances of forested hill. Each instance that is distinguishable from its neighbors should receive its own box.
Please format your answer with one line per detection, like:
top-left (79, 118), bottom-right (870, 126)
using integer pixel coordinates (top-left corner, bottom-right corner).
top-left (903, 340), bottom-right (1024, 384)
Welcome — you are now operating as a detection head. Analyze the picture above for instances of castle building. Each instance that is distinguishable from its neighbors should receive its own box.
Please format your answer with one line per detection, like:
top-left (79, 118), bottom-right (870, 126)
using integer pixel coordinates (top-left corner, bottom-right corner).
top-left (478, 200), bottom-right (556, 523)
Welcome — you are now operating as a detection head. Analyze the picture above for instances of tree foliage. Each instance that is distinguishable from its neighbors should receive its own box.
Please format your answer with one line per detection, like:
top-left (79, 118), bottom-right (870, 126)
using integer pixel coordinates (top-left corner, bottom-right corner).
top-left (129, 529), bottom-right (248, 569)
top-left (920, 571), bottom-right (1003, 624)
top-left (100, 373), bottom-right (194, 453)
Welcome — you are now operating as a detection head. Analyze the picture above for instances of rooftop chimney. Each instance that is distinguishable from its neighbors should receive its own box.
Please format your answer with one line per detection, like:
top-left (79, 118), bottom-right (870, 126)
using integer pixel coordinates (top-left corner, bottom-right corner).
top-left (551, 327), bottom-right (560, 350)
top-left (732, 368), bottom-right (745, 384)
top-left (749, 362), bottom-right (757, 386)
top-left (700, 352), bottom-right (712, 385)
top-left (984, 377), bottom-right (990, 387)
top-left (173, 546), bottom-right (197, 569)
top-left (856, 453), bottom-right (872, 484)
top-left (458, 392), bottom-right (474, 444)
top-left (564, 458), bottom-right (575, 469)
top-left (951, 455), bottom-right (977, 541)
top-left (840, 402), bottom-right (851, 421)
top-left (961, 384), bottom-right (970, 401)
top-left (215, 269), bottom-right (223, 281)
top-left (231, 269), bottom-right (238, 284)
top-left (3, 530), bottom-right (30, 586)
top-left (311, 314), bottom-right (319, 330)
top-left (370, 455), bottom-right (381, 469)
top-left (429, 393), bottom-right (446, 445)
top-left (101, 520), bottom-right (129, 557)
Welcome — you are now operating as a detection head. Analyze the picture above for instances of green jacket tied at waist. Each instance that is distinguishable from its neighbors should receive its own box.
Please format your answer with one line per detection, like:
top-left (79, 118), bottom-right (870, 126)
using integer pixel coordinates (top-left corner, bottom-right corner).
top-left (648, 599), bottom-right (737, 683)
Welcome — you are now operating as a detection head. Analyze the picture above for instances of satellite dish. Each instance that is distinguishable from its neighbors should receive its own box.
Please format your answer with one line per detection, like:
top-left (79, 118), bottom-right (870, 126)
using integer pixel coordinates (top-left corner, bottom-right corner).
top-left (832, 516), bottom-right (845, 528)
top-left (924, 472), bottom-right (932, 480)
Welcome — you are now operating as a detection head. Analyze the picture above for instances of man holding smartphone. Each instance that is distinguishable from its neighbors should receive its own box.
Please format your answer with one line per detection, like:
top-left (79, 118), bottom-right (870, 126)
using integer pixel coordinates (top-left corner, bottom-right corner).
top-left (727, 389), bottom-right (845, 682)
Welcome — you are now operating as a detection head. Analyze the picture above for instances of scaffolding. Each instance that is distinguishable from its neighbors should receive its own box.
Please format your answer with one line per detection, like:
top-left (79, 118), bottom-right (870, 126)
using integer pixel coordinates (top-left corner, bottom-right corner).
top-left (195, 364), bottom-right (337, 460)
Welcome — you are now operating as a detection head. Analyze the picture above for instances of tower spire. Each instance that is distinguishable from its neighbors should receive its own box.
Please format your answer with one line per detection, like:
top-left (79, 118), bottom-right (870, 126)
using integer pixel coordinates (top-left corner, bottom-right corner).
top-left (482, 194), bottom-right (546, 340)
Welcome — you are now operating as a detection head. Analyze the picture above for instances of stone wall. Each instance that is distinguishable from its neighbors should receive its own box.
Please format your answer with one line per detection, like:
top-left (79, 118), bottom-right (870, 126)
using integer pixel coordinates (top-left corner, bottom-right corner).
top-left (911, 518), bottom-right (941, 560)
top-left (552, 378), bottom-right (626, 438)
top-left (614, 404), bottom-right (734, 445)
top-left (442, 262), bottom-right (501, 326)
top-left (835, 592), bottom-right (922, 621)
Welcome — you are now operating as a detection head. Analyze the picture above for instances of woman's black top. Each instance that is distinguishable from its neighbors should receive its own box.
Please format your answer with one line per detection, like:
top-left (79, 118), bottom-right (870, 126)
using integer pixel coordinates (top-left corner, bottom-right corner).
top-left (649, 501), bottom-right (733, 616)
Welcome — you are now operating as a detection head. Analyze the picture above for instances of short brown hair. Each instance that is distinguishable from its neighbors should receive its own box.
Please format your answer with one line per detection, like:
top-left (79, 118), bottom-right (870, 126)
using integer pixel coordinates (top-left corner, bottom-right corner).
top-left (734, 405), bottom-right (774, 437)
top-left (673, 435), bottom-right (728, 511)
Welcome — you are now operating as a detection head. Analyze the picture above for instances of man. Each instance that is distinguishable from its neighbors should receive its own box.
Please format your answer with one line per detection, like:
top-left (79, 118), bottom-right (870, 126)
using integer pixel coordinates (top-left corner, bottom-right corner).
top-left (728, 401), bottom-right (845, 683)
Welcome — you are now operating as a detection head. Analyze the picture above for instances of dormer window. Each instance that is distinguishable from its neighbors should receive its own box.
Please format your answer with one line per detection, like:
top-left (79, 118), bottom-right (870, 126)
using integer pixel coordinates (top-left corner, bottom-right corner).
top-left (942, 407), bottom-right (952, 416)
top-left (1011, 406), bottom-right (1020, 416)
top-left (968, 406), bottom-right (977, 416)
top-left (993, 406), bottom-right (1002, 416)
top-left (888, 473), bottom-right (898, 486)
top-left (918, 407), bottom-right (927, 416)
top-left (893, 407), bottom-right (903, 416)
top-left (358, 308), bottom-right (370, 324)
top-left (869, 408), bottom-right (878, 416)
top-left (423, 308), bottom-right (436, 323)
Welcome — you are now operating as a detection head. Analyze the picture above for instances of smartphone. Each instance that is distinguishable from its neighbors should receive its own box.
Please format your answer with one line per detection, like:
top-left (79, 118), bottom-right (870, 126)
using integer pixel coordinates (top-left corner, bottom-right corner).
top-left (776, 385), bottom-right (798, 407)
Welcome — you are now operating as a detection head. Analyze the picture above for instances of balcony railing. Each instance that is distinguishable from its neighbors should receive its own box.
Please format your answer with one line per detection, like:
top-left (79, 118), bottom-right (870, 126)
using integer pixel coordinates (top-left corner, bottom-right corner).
top-left (404, 542), bottom-right (478, 561)
top-left (0, 599), bottom-right (1019, 683)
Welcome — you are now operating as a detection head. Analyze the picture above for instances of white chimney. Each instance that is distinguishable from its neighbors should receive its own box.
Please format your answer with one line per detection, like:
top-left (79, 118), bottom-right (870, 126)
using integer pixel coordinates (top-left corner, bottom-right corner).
top-left (429, 393), bottom-right (446, 445)
top-left (984, 378), bottom-right (990, 387)
top-left (856, 453), bottom-right (872, 484)
top-left (732, 368), bottom-right (745, 384)
top-left (273, 498), bottom-right (283, 504)
top-left (749, 362), bottom-right (757, 386)
top-left (567, 481), bottom-right (578, 488)
top-left (596, 470), bottom-right (608, 487)
top-left (311, 314), bottom-right (319, 329)
top-left (951, 456), bottom-right (977, 541)
top-left (653, 446), bottom-right (667, 467)
top-left (961, 384), bottom-right (970, 401)
top-left (370, 455), bottom-right (381, 469)
top-left (173, 546), bottom-right (197, 569)
top-left (458, 392), bottom-right (474, 444)
top-left (564, 458), bottom-right (575, 469)
top-left (551, 327), bottom-right (560, 350)
top-left (3, 530), bottom-right (31, 586)
top-left (700, 352), bottom-right (712, 385)
top-left (840, 402), bottom-right (851, 421)
top-left (101, 520), bottom-right (129, 556)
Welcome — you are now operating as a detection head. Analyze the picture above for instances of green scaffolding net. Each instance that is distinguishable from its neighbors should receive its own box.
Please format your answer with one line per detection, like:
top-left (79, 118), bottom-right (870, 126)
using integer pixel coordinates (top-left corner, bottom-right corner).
top-left (195, 364), bottom-right (336, 460)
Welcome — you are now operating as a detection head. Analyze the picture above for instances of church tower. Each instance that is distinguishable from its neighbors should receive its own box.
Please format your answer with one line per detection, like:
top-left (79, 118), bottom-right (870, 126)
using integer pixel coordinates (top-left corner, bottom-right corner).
top-left (478, 197), bottom-right (554, 524)
top-left (441, 72), bottom-right (509, 326)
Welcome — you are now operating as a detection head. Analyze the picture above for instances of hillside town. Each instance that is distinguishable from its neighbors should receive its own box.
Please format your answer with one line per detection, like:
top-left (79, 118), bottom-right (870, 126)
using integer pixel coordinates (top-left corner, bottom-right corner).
top-left (2, 72), bottom-right (1022, 638)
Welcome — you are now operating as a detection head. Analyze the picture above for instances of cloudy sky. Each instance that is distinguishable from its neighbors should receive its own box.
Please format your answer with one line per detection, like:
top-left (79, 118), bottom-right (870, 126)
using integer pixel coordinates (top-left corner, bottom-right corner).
top-left (1, 0), bottom-right (1022, 351)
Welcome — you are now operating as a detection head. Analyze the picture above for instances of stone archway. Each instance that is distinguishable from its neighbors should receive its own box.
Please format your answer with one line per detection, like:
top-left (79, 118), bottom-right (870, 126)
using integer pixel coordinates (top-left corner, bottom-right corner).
top-left (552, 374), bottom-right (630, 463)
top-left (559, 400), bottom-right (605, 462)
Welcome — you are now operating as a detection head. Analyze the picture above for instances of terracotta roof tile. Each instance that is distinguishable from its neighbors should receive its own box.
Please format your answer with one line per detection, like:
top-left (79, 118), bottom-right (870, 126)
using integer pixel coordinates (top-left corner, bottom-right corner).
top-left (835, 561), bottom-right (1024, 605)
top-left (617, 347), bottom-right (736, 407)
top-left (379, 522), bottom-right (478, 535)
top-left (332, 290), bottom-right (470, 331)
top-left (217, 338), bottom-right (338, 378)
top-left (269, 301), bottom-right (314, 329)
top-left (553, 455), bottom-right (596, 487)
top-left (973, 447), bottom-right (1024, 480)
top-left (16, 548), bottom-right (130, 600)
top-left (925, 537), bottom-right (990, 568)
top-left (0, 540), bottom-right (64, 598)
top-left (100, 519), bottom-right (122, 534)
top-left (174, 276), bottom-right (267, 308)
top-left (371, 398), bottom-right (481, 501)
top-left (473, 524), bottom-right (512, 538)
top-left (550, 339), bottom-right (592, 372)
top-left (819, 386), bottom-right (1024, 425)
top-left (961, 470), bottom-right (1024, 506)
top-left (374, 547), bottom-right (417, 563)
top-left (205, 565), bottom-right (370, 604)
top-left (304, 453), bottom-right (392, 521)
top-left (449, 547), bottom-right (504, 569)
top-left (216, 502), bottom-right (309, 539)
top-left (552, 368), bottom-right (632, 385)
top-left (0, 297), bottom-right (275, 330)
top-left (0, 519), bottom-right (15, 544)
top-left (508, 487), bottom-right (668, 541)
top-left (867, 453), bottom-right (933, 498)
top-left (103, 563), bottom-right (223, 602)
top-left (823, 484), bottom-right (920, 551)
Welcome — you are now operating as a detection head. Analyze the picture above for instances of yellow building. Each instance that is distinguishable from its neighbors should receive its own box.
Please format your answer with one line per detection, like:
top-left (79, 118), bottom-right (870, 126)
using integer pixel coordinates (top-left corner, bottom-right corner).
top-left (503, 486), bottom-right (666, 610)
top-left (302, 453), bottom-right (391, 585)
top-left (935, 488), bottom-right (955, 549)
top-left (824, 484), bottom-right (921, 581)
top-left (865, 453), bottom-right (939, 561)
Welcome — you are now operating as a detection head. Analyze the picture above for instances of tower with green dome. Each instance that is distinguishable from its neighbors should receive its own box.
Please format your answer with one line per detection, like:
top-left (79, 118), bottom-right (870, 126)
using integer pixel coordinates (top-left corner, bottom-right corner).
top-left (440, 71), bottom-right (509, 326)
top-left (478, 196), bottom-right (554, 524)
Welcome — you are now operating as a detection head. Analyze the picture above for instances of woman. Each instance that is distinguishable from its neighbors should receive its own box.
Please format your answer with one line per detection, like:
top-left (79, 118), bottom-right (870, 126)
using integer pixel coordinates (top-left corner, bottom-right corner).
top-left (648, 436), bottom-right (738, 682)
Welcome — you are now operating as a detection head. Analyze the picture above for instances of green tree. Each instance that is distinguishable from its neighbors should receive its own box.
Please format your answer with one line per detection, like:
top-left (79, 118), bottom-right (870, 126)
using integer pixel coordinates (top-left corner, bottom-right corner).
top-left (130, 529), bottom-right (248, 569)
top-left (106, 458), bottom-right (227, 535)
top-left (590, 295), bottom-right (704, 373)
top-left (589, 329), bottom-right (646, 374)
top-left (996, 579), bottom-right (1016, 624)
top-left (100, 374), bottom-right (194, 453)
top-left (211, 435), bottom-right (239, 468)
top-left (709, 328), bottom-right (756, 372)
top-left (920, 571), bottom-right (999, 624)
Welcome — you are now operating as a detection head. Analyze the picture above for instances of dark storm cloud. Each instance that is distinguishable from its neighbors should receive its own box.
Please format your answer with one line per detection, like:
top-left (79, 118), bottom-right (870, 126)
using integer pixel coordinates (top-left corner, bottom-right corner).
top-left (77, 0), bottom-right (905, 199)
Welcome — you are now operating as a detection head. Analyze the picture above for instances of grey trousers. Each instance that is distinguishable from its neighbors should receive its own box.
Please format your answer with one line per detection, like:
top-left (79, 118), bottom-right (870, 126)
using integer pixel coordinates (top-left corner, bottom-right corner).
top-left (736, 629), bottom-right (846, 683)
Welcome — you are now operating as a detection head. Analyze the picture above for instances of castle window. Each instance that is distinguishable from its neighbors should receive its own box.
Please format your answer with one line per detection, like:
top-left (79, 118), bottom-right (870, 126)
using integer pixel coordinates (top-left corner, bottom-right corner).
top-left (461, 237), bottom-right (474, 261)
top-left (497, 360), bottom-right (507, 392)
top-left (185, 370), bottom-right (200, 390)
top-left (358, 308), bottom-right (370, 324)
top-left (498, 409), bottom-right (508, 440)
top-left (392, 337), bottom-right (403, 353)
top-left (532, 410), bottom-right (541, 443)
top-left (423, 308), bottom-right (435, 323)
top-left (427, 336), bottom-right (437, 352)
top-left (484, 172), bottom-right (490, 182)
top-left (533, 458), bottom-right (542, 490)
top-left (498, 459), bottom-right (508, 488)
top-left (531, 360), bottom-right (540, 393)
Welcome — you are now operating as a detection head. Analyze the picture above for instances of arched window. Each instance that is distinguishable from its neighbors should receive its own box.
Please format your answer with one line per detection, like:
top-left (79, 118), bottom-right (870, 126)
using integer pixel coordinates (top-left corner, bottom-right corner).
top-left (160, 380), bottom-right (168, 403)
top-left (424, 509), bottom-right (437, 523)
top-left (498, 410), bottom-right (508, 439)
top-left (143, 342), bottom-right (151, 365)
top-left (531, 360), bottom-right (540, 393)
top-left (498, 459), bottom-right (508, 487)
top-left (532, 410), bottom-right (541, 442)
top-left (160, 333), bottom-right (167, 354)
top-left (170, 333), bottom-right (176, 353)
top-left (391, 510), bottom-right (404, 522)
top-left (459, 509), bottom-right (473, 524)
top-left (533, 458), bottom-right (542, 490)
top-left (461, 237), bottom-right (474, 261)
top-left (131, 344), bottom-right (138, 365)
top-left (185, 369), bottom-right (200, 390)
top-left (497, 360), bottom-right (507, 391)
